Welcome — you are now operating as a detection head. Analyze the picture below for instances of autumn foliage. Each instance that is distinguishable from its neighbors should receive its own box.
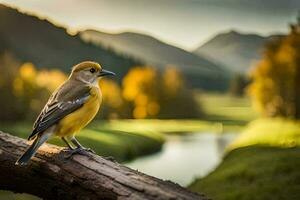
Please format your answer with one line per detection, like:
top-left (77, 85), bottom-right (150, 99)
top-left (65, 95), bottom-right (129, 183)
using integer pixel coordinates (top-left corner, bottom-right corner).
top-left (0, 54), bottom-right (201, 121)
top-left (121, 67), bottom-right (201, 119)
top-left (248, 20), bottom-right (300, 118)
top-left (0, 53), bottom-right (67, 120)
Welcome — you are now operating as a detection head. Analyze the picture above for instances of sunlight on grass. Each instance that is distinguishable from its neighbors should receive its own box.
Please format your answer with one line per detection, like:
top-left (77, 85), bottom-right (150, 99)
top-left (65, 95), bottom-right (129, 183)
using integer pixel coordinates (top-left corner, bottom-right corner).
top-left (198, 93), bottom-right (258, 123)
top-left (92, 119), bottom-right (221, 134)
top-left (79, 129), bottom-right (123, 145)
top-left (230, 118), bottom-right (300, 150)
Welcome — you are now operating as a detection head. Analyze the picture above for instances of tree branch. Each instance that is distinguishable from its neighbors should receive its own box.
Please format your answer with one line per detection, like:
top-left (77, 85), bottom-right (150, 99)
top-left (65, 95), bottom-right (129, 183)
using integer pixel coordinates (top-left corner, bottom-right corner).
top-left (0, 131), bottom-right (209, 200)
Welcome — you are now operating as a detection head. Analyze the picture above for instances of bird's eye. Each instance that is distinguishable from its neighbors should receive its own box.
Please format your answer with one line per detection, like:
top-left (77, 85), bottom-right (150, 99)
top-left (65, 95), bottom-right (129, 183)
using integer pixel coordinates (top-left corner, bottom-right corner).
top-left (90, 68), bottom-right (96, 73)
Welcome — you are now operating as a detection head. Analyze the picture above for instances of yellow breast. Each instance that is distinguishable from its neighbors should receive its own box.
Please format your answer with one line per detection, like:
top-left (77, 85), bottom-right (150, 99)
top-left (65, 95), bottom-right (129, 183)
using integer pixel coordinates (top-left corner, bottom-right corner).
top-left (55, 86), bottom-right (102, 137)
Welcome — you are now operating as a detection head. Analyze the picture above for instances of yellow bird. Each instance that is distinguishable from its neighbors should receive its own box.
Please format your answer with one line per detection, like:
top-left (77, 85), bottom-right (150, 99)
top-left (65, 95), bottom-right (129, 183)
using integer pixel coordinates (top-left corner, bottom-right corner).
top-left (16, 61), bottom-right (115, 165)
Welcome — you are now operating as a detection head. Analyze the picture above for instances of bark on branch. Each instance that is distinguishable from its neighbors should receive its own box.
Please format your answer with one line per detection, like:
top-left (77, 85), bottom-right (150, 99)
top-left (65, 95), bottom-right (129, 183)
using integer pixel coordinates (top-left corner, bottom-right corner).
top-left (0, 131), bottom-right (209, 200)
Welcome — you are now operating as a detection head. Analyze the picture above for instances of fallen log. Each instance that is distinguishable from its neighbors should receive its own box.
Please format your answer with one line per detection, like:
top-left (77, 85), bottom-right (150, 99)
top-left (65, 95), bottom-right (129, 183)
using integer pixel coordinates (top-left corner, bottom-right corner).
top-left (0, 131), bottom-right (209, 200)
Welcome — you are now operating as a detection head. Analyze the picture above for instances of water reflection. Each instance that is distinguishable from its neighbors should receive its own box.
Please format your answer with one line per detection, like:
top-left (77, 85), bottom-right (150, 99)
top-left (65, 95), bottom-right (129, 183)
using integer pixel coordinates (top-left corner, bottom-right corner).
top-left (125, 133), bottom-right (236, 186)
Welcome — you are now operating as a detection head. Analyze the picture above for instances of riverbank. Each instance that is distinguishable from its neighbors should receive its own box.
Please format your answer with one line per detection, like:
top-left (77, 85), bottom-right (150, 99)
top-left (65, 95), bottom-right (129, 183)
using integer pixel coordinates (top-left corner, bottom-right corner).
top-left (189, 118), bottom-right (300, 200)
top-left (126, 133), bottom-right (237, 186)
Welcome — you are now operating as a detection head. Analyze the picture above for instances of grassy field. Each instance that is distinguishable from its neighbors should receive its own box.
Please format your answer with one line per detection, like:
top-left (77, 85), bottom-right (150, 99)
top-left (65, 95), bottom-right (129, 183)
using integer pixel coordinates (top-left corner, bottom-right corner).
top-left (92, 119), bottom-right (220, 134)
top-left (230, 118), bottom-right (300, 149)
top-left (198, 93), bottom-right (258, 132)
top-left (189, 118), bottom-right (300, 200)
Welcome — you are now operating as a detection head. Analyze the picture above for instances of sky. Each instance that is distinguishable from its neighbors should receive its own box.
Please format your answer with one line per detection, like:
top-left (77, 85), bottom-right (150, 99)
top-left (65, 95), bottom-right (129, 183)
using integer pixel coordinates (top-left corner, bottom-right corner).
top-left (0, 0), bottom-right (299, 50)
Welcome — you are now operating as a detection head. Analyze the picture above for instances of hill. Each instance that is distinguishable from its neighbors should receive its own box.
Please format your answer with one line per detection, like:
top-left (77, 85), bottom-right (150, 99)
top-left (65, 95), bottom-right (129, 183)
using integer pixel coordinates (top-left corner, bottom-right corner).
top-left (80, 30), bottom-right (229, 90)
top-left (0, 4), bottom-right (229, 90)
top-left (0, 4), bottom-right (138, 79)
top-left (193, 30), bottom-right (282, 74)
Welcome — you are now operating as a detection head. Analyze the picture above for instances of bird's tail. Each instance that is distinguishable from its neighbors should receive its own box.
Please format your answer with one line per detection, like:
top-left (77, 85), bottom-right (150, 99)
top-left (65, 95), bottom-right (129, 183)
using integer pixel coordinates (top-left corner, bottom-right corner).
top-left (15, 132), bottom-right (51, 165)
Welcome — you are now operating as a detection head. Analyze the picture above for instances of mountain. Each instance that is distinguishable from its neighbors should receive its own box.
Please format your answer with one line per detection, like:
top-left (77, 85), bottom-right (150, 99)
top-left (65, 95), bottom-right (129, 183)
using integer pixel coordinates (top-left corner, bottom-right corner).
top-left (0, 4), bottom-right (228, 90)
top-left (80, 30), bottom-right (229, 90)
top-left (0, 4), bottom-right (138, 80)
top-left (193, 30), bottom-right (282, 74)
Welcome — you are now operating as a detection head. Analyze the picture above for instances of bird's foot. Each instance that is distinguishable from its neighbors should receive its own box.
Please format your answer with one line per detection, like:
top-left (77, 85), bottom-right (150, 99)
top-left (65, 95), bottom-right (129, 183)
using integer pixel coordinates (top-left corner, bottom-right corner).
top-left (63, 147), bottom-right (95, 159)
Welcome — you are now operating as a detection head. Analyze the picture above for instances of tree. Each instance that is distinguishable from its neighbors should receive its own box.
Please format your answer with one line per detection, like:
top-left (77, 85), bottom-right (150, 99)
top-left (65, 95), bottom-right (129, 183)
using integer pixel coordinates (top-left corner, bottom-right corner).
top-left (121, 66), bottom-right (202, 119)
top-left (248, 17), bottom-right (300, 118)
top-left (122, 67), bottom-right (160, 119)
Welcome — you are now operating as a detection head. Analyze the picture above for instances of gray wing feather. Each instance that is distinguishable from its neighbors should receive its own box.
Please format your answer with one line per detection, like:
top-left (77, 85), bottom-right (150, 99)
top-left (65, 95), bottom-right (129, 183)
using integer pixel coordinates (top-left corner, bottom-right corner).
top-left (28, 82), bottom-right (90, 140)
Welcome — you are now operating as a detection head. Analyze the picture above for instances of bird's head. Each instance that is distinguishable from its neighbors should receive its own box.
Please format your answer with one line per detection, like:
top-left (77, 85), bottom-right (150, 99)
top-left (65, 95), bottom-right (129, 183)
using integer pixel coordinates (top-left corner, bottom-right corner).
top-left (70, 61), bottom-right (115, 84)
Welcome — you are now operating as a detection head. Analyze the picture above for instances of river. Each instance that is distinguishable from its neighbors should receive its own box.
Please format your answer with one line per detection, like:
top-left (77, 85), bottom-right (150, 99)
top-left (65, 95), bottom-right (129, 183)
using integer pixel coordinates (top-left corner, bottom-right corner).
top-left (125, 133), bottom-right (237, 186)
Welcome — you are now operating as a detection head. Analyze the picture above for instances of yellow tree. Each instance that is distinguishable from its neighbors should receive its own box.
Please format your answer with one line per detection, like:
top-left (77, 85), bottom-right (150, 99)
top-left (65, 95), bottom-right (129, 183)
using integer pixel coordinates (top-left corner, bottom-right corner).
top-left (12, 63), bottom-right (67, 119)
top-left (248, 20), bottom-right (300, 118)
top-left (122, 67), bottom-right (159, 119)
top-left (122, 66), bottom-right (201, 119)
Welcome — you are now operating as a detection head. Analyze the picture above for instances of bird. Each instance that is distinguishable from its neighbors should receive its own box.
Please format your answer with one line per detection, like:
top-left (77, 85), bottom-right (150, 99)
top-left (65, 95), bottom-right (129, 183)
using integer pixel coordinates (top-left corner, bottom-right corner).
top-left (15, 61), bottom-right (115, 165)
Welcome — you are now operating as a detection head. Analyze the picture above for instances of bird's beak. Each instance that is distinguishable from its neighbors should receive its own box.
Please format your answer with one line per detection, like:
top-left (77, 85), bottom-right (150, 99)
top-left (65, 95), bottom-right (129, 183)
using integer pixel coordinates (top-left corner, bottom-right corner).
top-left (98, 69), bottom-right (116, 77)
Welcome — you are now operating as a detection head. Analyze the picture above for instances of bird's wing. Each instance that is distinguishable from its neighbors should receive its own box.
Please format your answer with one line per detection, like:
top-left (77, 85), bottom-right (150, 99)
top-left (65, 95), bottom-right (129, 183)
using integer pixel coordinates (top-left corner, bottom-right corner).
top-left (28, 83), bottom-right (90, 140)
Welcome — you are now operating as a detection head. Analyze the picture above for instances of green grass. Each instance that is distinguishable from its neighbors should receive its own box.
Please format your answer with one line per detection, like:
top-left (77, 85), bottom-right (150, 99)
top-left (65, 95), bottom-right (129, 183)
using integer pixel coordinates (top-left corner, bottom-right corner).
top-left (230, 118), bottom-right (300, 149)
top-left (92, 119), bottom-right (221, 134)
top-left (189, 118), bottom-right (300, 200)
top-left (198, 93), bottom-right (258, 132)
top-left (189, 146), bottom-right (300, 200)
